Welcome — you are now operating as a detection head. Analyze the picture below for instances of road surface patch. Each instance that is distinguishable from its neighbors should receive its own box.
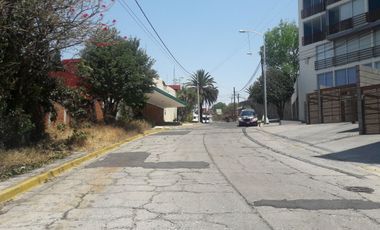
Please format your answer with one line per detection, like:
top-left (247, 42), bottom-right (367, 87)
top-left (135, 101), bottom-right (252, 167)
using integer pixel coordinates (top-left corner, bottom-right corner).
top-left (86, 152), bottom-right (209, 169)
top-left (0, 129), bottom-right (165, 204)
top-left (153, 131), bottom-right (191, 136)
top-left (254, 199), bottom-right (380, 210)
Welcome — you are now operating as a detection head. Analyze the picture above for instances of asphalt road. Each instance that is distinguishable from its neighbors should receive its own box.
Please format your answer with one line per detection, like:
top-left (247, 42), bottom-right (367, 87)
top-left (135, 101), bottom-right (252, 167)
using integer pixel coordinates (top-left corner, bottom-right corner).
top-left (1, 122), bottom-right (380, 229)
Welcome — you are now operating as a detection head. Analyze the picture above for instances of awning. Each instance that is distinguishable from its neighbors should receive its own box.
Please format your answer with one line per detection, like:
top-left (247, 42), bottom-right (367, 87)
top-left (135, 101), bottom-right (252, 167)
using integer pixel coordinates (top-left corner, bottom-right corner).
top-left (146, 87), bottom-right (186, 108)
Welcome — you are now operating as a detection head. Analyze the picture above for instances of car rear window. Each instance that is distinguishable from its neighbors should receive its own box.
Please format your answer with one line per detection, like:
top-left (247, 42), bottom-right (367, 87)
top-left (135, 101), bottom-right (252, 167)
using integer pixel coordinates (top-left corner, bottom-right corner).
top-left (240, 111), bottom-right (255, 116)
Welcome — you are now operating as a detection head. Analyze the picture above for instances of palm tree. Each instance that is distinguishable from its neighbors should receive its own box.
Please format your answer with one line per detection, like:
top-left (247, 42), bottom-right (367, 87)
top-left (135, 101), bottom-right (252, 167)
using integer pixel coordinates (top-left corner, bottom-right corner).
top-left (186, 69), bottom-right (218, 122)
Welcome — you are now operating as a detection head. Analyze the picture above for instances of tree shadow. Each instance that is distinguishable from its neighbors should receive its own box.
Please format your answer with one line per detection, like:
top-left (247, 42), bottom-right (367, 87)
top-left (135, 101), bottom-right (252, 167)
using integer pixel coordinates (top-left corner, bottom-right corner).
top-left (317, 142), bottom-right (380, 164)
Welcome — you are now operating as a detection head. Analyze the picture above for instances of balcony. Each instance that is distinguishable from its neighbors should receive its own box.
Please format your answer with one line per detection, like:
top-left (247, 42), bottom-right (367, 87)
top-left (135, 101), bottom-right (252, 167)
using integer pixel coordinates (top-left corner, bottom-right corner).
top-left (315, 45), bottom-right (380, 70)
top-left (326, 0), bottom-right (342, 5)
top-left (301, 2), bottom-right (326, 19)
top-left (302, 31), bottom-right (326, 46)
top-left (328, 10), bottom-right (380, 37)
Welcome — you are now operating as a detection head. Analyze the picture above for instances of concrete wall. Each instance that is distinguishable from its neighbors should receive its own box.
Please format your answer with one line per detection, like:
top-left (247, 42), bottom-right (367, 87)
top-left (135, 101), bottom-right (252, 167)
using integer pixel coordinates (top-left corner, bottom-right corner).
top-left (164, 108), bottom-right (178, 122)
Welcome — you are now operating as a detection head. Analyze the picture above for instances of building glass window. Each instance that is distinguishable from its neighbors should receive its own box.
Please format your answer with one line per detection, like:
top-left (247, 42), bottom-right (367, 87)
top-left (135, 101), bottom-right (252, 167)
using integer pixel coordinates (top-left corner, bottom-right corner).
top-left (303, 15), bottom-right (326, 45)
top-left (347, 67), bottom-right (357, 84)
top-left (375, 61), bottom-right (380, 70)
top-left (375, 30), bottom-right (380, 46)
top-left (347, 37), bottom-right (359, 53)
top-left (335, 40), bottom-right (346, 56)
top-left (359, 34), bottom-right (371, 49)
top-left (340, 3), bottom-right (352, 21)
top-left (318, 72), bottom-right (333, 89)
top-left (316, 42), bottom-right (333, 61)
top-left (335, 69), bottom-right (347, 86)
top-left (353, 0), bottom-right (365, 16)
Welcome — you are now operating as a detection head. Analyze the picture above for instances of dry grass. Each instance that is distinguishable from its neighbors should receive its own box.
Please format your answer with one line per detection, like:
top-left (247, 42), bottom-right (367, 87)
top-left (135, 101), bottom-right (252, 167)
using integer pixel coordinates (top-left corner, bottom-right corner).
top-left (0, 120), bottom-right (152, 181)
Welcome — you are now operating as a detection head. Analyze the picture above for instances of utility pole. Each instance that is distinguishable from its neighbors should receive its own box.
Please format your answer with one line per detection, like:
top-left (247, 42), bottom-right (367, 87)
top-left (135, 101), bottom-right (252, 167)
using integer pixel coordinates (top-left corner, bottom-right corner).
top-left (233, 87), bottom-right (236, 121)
top-left (237, 94), bottom-right (240, 107)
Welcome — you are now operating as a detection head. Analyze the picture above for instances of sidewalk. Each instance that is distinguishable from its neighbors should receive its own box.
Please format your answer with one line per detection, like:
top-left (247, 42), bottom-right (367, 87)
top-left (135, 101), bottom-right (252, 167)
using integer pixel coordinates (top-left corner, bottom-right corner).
top-left (256, 121), bottom-right (380, 175)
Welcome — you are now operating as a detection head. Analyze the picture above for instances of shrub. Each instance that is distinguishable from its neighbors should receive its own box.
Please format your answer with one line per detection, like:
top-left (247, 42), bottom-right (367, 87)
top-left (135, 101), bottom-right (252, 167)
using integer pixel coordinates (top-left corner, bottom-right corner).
top-left (66, 129), bottom-right (88, 147)
top-left (0, 104), bottom-right (35, 148)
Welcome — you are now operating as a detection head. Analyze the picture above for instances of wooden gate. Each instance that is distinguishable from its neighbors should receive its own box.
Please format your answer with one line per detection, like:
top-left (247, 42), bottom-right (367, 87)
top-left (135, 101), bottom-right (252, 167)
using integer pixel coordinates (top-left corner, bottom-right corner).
top-left (307, 92), bottom-right (320, 124)
top-left (361, 84), bottom-right (380, 134)
top-left (307, 85), bottom-right (357, 124)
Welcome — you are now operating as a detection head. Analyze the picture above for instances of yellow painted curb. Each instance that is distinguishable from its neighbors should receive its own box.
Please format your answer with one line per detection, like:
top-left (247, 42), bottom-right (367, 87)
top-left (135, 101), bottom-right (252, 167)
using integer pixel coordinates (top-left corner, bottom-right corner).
top-left (0, 128), bottom-right (166, 203)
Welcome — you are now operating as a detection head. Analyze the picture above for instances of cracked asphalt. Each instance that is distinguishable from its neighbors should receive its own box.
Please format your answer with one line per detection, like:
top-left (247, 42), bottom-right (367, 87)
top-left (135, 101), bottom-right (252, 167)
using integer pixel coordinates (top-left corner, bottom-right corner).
top-left (1, 122), bottom-right (380, 229)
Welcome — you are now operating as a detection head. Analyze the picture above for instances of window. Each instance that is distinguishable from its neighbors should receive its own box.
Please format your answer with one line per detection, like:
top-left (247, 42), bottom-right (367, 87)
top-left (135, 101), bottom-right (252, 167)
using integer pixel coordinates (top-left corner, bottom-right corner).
top-left (316, 42), bottom-right (333, 61)
top-left (369, 0), bottom-right (380, 11)
top-left (340, 3), bottom-right (352, 21)
top-left (359, 34), bottom-right (371, 49)
top-left (303, 15), bottom-right (326, 45)
top-left (375, 62), bottom-right (380, 70)
top-left (375, 30), bottom-right (380, 46)
top-left (303, 0), bottom-right (323, 9)
top-left (335, 40), bottom-right (346, 56)
top-left (335, 69), bottom-right (347, 86)
top-left (353, 0), bottom-right (365, 16)
top-left (335, 67), bottom-right (357, 86)
top-left (347, 37), bottom-right (359, 53)
top-left (318, 72), bottom-right (333, 89)
top-left (347, 67), bottom-right (357, 84)
top-left (334, 33), bottom-right (371, 56)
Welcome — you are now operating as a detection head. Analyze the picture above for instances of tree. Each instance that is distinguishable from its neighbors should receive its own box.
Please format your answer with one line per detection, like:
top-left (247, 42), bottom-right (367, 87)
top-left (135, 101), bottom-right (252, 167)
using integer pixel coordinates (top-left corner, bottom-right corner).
top-left (0, 0), bottom-right (113, 147)
top-left (80, 29), bottom-right (157, 123)
top-left (249, 21), bottom-right (298, 120)
top-left (186, 70), bottom-right (218, 122)
top-left (212, 102), bottom-right (227, 114)
top-left (265, 21), bottom-right (299, 79)
top-left (177, 87), bottom-right (197, 122)
top-left (249, 69), bottom-right (294, 119)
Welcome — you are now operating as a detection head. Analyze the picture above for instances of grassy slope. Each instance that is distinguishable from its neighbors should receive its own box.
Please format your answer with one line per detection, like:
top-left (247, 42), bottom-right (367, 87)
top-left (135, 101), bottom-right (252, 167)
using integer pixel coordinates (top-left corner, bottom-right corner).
top-left (0, 120), bottom-right (151, 181)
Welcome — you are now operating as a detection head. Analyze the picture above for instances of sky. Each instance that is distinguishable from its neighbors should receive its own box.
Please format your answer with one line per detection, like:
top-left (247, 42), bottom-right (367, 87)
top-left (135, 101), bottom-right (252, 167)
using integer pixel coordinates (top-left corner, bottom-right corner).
top-left (67, 0), bottom-right (298, 104)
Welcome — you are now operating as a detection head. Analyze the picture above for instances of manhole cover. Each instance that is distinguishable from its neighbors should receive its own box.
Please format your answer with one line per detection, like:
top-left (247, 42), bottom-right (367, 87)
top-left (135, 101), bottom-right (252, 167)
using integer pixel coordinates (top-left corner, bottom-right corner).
top-left (344, 186), bottom-right (374, 194)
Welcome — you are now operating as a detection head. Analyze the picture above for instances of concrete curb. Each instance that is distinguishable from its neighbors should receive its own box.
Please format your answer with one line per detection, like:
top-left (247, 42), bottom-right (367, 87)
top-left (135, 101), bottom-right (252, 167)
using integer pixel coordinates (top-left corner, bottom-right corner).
top-left (0, 128), bottom-right (165, 203)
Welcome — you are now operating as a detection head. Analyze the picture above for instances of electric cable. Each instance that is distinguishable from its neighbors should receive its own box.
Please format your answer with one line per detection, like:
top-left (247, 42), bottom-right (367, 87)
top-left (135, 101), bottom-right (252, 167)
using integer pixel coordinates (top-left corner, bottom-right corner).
top-left (134, 0), bottom-right (192, 75)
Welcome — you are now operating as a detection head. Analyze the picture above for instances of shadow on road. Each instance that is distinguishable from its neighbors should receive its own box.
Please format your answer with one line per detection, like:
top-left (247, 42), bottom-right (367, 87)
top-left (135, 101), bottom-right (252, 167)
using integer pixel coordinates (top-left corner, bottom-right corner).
top-left (317, 142), bottom-right (380, 164)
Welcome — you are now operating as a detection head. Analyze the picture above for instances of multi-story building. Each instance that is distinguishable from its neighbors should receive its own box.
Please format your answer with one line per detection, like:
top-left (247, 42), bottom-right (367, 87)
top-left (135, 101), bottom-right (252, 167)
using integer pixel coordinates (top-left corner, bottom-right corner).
top-left (294, 0), bottom-right (380, 121)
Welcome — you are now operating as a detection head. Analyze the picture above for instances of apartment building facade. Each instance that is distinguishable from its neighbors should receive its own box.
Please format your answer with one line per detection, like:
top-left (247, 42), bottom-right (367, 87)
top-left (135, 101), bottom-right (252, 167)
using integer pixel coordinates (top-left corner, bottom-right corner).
top-left (295, 0), bottom-right (380, 121)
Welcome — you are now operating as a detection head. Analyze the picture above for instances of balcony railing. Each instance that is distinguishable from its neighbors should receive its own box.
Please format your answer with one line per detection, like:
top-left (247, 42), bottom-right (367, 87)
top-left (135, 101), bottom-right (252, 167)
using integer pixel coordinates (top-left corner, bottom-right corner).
top-left (301, 2), bottom-right (326, 19)
top-left (326, 0), bottom-right (342, 5)
top-left (302, 31), bottom-right (326, 46)
top-left (315, 45), bottom-right (380, 70)
top-left (328, 10), bottom-right (380, 36)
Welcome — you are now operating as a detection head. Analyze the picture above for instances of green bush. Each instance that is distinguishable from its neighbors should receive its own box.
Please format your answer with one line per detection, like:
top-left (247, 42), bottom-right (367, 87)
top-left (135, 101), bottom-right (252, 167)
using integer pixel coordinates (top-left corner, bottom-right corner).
top-left (0, 104), bottom-right (35, 148)
top-left (66, 129), bottom-right (88, 147)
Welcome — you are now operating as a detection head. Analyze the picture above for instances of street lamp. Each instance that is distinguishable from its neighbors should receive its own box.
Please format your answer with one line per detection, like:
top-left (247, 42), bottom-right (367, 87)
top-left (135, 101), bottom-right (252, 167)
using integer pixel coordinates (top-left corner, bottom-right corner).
top-left (239, 29), bottom-right (269, 124)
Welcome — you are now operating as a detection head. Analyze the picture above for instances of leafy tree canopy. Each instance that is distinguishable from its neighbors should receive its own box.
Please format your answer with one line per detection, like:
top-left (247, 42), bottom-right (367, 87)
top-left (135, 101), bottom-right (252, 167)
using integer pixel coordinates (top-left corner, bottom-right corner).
top-left (0, 0), bottom-right (112, 147)
top-left (249, 21), bottom-right (299, 120)
top-left (186, 69), bottom-right (218, 121)
top-left (80, 28), bottom-right (158, 122)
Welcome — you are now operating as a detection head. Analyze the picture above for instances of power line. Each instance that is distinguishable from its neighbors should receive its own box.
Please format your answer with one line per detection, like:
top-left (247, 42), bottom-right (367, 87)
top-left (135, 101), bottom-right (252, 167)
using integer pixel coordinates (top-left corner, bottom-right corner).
top-left (133, 0), bottom-right (192, 75)
top-left (118, 0), bottom-right (175, 66)
top-left (210, 43), bottom-right (248, 74)
top-left (238, 61), bottom-right (261, 92)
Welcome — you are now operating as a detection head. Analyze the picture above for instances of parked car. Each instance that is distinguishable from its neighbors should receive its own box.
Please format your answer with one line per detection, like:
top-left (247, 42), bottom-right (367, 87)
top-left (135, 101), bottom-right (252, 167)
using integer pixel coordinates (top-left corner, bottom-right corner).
top-left (238, 109), bottom-right (258, 127)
